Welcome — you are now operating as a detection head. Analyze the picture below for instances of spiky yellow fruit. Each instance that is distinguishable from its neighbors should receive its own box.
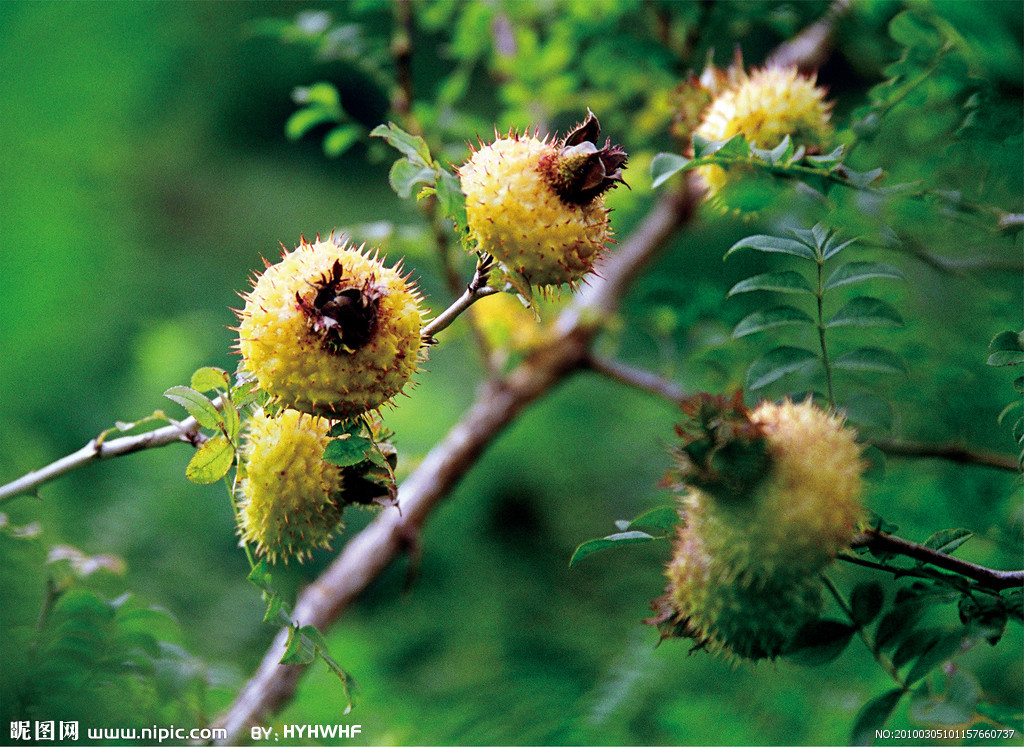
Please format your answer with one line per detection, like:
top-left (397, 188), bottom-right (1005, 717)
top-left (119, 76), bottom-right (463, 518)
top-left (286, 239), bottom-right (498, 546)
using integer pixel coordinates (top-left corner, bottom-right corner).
top-left (665, 516), bottom-right (824, 661)
top-left (236, 408), bottom-right (345, 564)
top-left (459, 111), bottom-right (627, 288)
top-left (693, 66), bottom-right (832, 205)
top-left (237, 235), bottom-right (424, 419)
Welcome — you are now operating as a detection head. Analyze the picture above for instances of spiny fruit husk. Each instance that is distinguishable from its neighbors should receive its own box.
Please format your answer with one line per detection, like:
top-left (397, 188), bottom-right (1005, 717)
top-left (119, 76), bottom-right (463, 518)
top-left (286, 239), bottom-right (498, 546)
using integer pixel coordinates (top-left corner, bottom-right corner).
top-left (691, 65), bottom-right (832, 208)
top-left (237, 235), bottom-right (425, 419)
top-left (459, 110), bottom-right (627, 288)
top-left (668, 396), bottom-right (865, 582)
top-left (236, 407), bottom-right (345, 564)
top-left (659, 517), bottom-right (824, 662)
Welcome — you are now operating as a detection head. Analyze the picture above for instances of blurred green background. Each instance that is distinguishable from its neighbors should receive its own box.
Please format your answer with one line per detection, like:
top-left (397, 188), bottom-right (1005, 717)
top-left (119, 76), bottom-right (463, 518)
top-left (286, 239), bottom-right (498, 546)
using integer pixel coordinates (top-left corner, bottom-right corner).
top-left (1, 1), bottom-right (1021, 745)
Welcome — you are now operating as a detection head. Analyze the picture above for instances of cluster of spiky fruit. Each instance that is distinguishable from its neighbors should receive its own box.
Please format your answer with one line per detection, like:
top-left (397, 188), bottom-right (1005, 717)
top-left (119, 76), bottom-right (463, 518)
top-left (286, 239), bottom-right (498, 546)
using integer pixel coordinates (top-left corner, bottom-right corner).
top-left (459, 110), bottom-right (627, 288)
top-left (682, 60), bottom-right (833, 209)
top-left (654, 395), bottom-right (865, 661)
top-left (236, 234), bottom-right (425, 420)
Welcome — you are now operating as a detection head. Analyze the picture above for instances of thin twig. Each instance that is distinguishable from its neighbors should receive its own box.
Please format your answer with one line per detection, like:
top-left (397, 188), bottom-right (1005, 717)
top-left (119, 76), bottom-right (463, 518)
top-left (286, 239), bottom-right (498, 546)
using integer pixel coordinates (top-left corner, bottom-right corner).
top-left (0, 416), bottom-right (207, 503)
top-left (582, 354), bottom-right (1022, 475)
top-left (849, 528), bottom-right (1024, 592)
top-left (873, 438), bottom-right (1019, 473)
top-left (584, 354), bottom-right (687, 404)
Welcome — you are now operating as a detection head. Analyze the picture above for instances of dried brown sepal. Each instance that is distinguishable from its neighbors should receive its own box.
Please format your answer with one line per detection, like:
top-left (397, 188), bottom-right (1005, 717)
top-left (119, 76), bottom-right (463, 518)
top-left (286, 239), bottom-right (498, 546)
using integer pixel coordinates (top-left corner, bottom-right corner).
top-left (296, 259), bottom-right (384, 354)
top-left (540, 109), bottom-right (628, 206)
top-left (667, 391), bottom-right (770, 505)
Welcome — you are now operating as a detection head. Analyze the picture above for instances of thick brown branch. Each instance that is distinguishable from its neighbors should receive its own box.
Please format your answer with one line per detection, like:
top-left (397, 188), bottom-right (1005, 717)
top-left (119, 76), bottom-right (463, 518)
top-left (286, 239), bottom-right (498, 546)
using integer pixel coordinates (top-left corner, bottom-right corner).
top-left (212, 184), bottom-right (698, 745)
top-left (765, 0), bottom-right (852, 72)
top-left (849, 528), bottom-right (1024, 592)
top-left (873, 438), bottom-right (1019, 473)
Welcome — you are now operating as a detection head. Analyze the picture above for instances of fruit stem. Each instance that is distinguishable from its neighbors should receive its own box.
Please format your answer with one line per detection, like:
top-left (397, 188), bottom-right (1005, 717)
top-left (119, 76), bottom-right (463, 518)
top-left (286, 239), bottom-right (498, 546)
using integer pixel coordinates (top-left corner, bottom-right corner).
top-left (421, 253), bottom-right (498, 343)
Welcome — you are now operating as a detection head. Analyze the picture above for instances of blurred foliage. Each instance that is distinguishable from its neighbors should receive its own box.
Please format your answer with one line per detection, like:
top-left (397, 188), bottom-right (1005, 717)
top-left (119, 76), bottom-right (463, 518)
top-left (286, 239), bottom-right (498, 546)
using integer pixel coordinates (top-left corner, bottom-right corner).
top-left (1, 1), bottom-right (1021, 745)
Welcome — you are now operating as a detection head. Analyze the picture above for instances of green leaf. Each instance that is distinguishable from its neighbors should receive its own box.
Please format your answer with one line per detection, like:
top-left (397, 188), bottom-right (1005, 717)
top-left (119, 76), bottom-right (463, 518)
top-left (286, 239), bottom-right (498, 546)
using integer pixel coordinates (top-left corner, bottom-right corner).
top-left (247, 558), bottom-right (271, 590)
top-left (185, 434), bottom-right (234, 484)
top-left (850, 689), bottom-right (904, 746)
top-left (727, 271), bottom-right (814, 296)
top-left (323, 436), bottom-right (373, 467)
top-left (836, 164), bottom-right (884, 188)
top-left (997, 399), bottom-right (1022, 426)
top-left (783, 619), bottom-right (856, 666)
top-left (825, 262), bottom-right (905, 290)
top-left (892, 627), bottom-right (941, 669)
top-left (905, 630), bottom-right (965, 686)
top-left (909, 669), bottom-right (981, 725)
top-left (285, 107), bottom-right (338, 141)
top-left (976, 702), bottom-right (1024, 732)
top-left (220, 396), bottom-right (241, 441)
top-left (850, 582), bottom-right (885, 626)
top-left (389, 158), bottom-right (436, 199)
top-left (369, 123), bottom-right (432, 166)
top-left (650, 152), bottom-right (690, 188)
top-left (833, 348), bottom-right (908, 375)
top-left (746, 346), bottom-right (819, 390)
top-left (989, 330), bottom-right (1024, 353)
top-left (569, 531), bottom-right (657, 567)
top-left (725, 234), bottom-right (817, 261)
top-left (293, 81), bottom-right (341, 110)
top-left (821, 236), bottom-right (858, 261)
top-left (693, 132), bottom-right (747, 159)
top-left (922, 528), bottom-right (973, 555)
top-left (328, 420), bottom-right (363, 437)
top-left (988, 350), bottom-right (1024, 366)
top-left (164, 386), bottom-right (222, 429)
top-left (889, 10), bottom-right (946, 55)
top-left (826, 297), bottom-right (904, 329)
top-left (806, 145), bottom-right (844, 167)
top-left (876, 602), bottom-right (927, 651)
top-left (298, 624), bottom-right (329, 650)
top-left (323, 125), bottom-right (361, 158)
top-left (434, 168), bottom-right (467, 227)
top-left (732, 306), bottom-right (814, 338)
top-left (627, 505), bottom-right (681, 533)
top-left (319, 650), bottom-right (358, 715)
top-left (280, 625), bottom-right (317, 665)
top-left (190, 367), bottom-right (230, 393)
top-left (262, 594), bottom-right (285, 624)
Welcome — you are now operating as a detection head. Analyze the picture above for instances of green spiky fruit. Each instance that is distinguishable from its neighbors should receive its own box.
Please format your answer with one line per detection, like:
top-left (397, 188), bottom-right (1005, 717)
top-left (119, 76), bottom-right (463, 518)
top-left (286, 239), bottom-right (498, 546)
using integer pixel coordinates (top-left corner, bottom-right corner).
top-left (459, 111), bottom-right (627, 288)
top-left (655, 396), bottom-right (866, 661)
top-left (236, 408), bottom-right (345, 564)
top-left (665, 515), bottom-right (824, 661)
top-left (237, 235), bottom-right (425, 418)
